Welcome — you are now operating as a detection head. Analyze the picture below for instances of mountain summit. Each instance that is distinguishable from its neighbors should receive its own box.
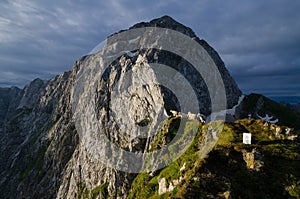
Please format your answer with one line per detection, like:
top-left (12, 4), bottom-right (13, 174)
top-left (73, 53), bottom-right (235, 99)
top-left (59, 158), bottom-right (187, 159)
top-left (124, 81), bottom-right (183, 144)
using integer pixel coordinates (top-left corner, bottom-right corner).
top-left (129, 15), bottom-right (197, 38)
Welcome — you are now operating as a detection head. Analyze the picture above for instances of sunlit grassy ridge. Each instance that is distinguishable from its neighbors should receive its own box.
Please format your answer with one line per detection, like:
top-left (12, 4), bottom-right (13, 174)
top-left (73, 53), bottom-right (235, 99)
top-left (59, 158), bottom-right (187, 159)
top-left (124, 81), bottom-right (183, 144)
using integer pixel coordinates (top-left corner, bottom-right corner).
top-left (72, 116), bottom-right (299, 198)
top-left (127, 118), bottom-right (300, 199)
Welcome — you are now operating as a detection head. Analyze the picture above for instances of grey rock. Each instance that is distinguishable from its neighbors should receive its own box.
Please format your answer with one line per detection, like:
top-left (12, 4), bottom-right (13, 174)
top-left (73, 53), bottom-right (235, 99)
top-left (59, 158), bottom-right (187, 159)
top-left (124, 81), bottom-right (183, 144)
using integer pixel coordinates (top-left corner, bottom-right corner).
top-left (242, 148), bottom-right (264, 171)
top-left (18, 78), bottom-right (47, 109)
top-left (0, 16), bottom-right (242, 199)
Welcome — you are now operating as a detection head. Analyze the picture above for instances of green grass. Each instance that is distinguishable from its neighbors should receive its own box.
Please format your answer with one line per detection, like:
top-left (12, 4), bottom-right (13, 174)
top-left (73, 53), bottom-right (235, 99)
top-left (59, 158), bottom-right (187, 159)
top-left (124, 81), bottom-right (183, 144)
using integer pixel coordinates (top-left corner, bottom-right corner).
top-left (19, 146), bottom-right (47, 181)
top-left (127, 118), bottom-right (300, 198)
top-left (77, 182), bottom-right (109, 199)
top-left (148, 116), bottom-right (181, 152)
top-left (90, 182), bottom-right (109, 199)
top-left (77, 183), bottom-right (89, 199)
top-left (127, 118), bottom-right (204, 198)
top-left (127, 173), bottom-right (153, 199)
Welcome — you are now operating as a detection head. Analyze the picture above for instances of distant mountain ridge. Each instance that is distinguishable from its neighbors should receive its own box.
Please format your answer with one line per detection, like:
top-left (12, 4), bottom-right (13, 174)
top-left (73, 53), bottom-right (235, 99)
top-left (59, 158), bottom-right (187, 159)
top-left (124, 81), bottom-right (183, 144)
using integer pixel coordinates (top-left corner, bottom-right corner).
top-left (270, 96), bottom-right (300, 104)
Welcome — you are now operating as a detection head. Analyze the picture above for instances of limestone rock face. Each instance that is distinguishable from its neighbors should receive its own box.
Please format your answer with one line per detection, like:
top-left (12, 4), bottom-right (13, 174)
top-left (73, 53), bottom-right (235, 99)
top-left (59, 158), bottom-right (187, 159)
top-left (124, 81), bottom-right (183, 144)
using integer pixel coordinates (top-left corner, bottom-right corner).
top-left (0, 16), bottom-right (242, 198)
top-left (18, 78), bottom-right (47, 109)
top-left (0, 71), bottom-right (77, 198)
top-left (127, 15), bottom-right (242, 111)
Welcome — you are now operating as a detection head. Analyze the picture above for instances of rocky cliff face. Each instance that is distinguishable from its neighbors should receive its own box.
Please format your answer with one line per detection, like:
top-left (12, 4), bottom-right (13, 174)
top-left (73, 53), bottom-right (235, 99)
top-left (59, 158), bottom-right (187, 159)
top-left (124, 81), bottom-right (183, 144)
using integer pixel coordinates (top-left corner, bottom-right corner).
top-left (127, 16), bottom-right (242, 111)
top-left (0, 16), bottom-right (243, 198)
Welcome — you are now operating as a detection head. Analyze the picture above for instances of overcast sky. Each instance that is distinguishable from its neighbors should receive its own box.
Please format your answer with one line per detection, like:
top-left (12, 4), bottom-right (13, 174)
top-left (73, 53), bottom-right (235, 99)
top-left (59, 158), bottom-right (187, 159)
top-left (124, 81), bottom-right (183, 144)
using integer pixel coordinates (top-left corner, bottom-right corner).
top-left (0, 0), bottom-right (299, 96)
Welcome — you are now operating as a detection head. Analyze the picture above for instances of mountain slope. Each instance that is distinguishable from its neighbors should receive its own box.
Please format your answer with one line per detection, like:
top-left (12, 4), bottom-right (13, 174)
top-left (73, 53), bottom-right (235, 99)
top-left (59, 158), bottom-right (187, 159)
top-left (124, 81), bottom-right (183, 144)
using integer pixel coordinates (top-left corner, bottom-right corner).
top-left (236, 93), bottom-right (300, 130)
top-left (127, 119), bottom-right (299, 198)
top-left (0, 16), bottom-right (298, 199)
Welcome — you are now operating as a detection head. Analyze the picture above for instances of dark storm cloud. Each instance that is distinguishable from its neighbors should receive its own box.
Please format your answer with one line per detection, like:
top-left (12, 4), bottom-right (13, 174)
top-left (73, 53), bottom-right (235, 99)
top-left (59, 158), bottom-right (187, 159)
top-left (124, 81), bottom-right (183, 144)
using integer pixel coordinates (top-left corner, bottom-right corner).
top-left (185, 0), bottom-right (300, 97)
top-left (0, 0), bottom-right (299, 96)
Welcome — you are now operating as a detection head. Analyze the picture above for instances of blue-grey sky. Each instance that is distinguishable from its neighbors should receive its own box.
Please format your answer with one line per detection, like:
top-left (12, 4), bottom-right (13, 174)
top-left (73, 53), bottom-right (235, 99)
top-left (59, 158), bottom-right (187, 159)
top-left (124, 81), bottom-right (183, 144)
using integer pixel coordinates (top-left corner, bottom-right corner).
top-left (0, 0), bottom-right (299, 96)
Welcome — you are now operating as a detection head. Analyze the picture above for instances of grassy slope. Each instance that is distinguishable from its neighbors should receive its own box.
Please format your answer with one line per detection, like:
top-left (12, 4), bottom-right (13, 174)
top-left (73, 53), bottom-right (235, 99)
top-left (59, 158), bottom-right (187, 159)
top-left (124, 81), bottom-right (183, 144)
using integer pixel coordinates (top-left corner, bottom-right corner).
top-left (239, 93), bottom-right (300, 130)
top-left (127, 119), bottom-right (300, 199)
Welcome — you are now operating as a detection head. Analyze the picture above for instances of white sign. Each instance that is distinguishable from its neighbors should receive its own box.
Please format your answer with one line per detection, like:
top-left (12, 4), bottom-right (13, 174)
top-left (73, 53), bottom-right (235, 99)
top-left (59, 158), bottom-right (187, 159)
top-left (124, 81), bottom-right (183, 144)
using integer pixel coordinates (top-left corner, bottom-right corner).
top-left (243, 133), bottom-right (252, 144)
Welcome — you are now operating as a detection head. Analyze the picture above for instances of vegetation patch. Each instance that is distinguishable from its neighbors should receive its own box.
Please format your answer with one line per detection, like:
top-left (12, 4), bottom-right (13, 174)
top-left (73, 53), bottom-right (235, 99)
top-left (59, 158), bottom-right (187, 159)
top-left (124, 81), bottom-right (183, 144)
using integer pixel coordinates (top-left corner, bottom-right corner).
top-left (19, 146), bottom-right (47, 181)
top-left (127, 118), bottom-right (300, 198)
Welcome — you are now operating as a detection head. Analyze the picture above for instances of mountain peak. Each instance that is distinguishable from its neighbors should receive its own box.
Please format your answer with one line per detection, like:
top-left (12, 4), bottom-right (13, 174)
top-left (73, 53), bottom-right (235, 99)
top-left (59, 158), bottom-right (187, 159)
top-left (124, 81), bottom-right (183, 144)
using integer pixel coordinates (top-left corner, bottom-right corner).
top-left (1, 16), bottom-right (242, 198)
top-left (127, 15), bottom-right (197, 38)
top-left (150, 15), bottom-right (179, 24)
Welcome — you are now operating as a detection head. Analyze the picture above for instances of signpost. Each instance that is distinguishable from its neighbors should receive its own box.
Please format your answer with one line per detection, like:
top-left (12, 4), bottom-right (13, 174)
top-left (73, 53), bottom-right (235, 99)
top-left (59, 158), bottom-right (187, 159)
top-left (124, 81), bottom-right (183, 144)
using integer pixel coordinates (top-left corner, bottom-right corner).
top-left (243, 133), bottom-right (252, 144)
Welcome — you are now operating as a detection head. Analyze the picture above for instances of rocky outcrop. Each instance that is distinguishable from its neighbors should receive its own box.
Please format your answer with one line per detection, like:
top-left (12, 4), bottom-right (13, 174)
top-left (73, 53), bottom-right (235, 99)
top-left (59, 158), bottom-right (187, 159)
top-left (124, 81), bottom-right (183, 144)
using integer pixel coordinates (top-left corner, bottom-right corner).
top-left (18, 78), bottom-right (47, 109)
top-left (0, 16), bottom-right (242, 199)
top-left (242, 148), bottom-right (264, 171)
